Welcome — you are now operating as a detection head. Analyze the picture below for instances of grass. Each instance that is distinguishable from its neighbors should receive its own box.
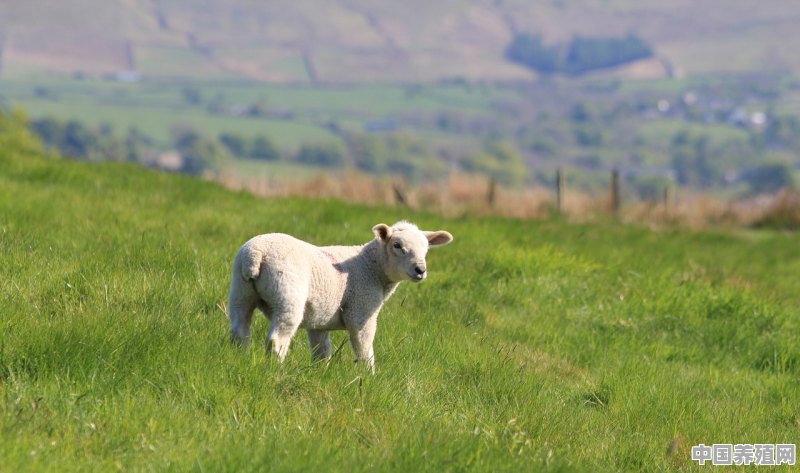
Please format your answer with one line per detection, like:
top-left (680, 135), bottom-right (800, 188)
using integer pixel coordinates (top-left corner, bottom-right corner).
top-left (0, 78), bottom-right (507, 152)
top-left (7, 93), bottom-right (341, 151)
top-left (1, 150), bottom-right (799, 471)
top-left (134, 46), bottom-right (240, 81)
top-left (635, 120), bottom-right (751, 147)
top-left (227, 158), bottom-right (333, 181)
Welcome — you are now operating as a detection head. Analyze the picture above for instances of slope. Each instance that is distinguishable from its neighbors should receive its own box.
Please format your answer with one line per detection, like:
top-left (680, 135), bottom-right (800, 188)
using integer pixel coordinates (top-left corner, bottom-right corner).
top-left (1, 116), bottom-right (799, 471)
top-left (1, 0), bottom-right (799, 82)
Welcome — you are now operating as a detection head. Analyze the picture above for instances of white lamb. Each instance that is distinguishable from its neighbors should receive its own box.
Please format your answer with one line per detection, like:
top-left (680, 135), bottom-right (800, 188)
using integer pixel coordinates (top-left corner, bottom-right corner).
top-left (227, 221), bottom-right (453, 371)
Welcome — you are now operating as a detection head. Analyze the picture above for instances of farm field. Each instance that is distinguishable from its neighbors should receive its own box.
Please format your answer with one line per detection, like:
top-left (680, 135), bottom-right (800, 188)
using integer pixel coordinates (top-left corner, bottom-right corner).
top-left (3, 1), bottom-right (800, 82)
top-left (4, 73), bottom-right (800, 200)
top-left (0, 78), bottom-right (505, 152)
top-left (1, 144), bottom-right (799, 471)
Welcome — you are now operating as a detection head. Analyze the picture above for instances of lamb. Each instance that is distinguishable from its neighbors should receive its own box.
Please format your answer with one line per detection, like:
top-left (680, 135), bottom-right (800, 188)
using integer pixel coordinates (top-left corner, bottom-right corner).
top-left (227, 221), bottom-right (453, 371)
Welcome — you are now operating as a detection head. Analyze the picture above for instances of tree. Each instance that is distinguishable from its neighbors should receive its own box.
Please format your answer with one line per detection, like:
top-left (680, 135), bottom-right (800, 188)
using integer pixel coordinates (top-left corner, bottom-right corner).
top-left (505, 33), bottom-right (653, 76)
top-left (670, 131), bottom-right (716, 188)
top-left (172, 126), bottom-right (201, 150)
top-left (574, 126), bottom-right (604, 147)
top-left (182, 87), bottom-right (203, 105)
top-left (61, 120), bottom-right (94, 158)
top-left (29, 116), bottom-right (140, 162)
top-left (463, 141), bottom-right (528, 186)
top-left (296, 142), bottom-right (347, 167)
top-left (245, 101), bottom-right (269, 117)
top-left (219, 133), bottom-right (248, 157)
top-left (344, 132), bottom-right (444, 182)
top-left (125, 127), bottom-right (154, 163)
top-left (505, 34), bottom-right (560, 74)
top-left (30, 117), bottom-right (64, 149)
top-left (530, 137), bottom-right (558, 156)
top-left (563, 35), bottom-right (653, 75)
top-left (172, 126), bottom-right (231, 175)
top-left (250, 136), bottom-right (280, 161)
top-left (347, 133), bottom-right (388, 173)
top-left (742, 163), bottom-right (796, 194)
top-left (765, 114), bottom-right (800, 151)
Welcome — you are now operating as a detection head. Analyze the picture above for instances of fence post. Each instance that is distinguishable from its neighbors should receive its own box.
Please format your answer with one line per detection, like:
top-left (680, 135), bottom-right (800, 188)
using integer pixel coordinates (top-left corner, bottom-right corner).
top-left (487, 178), bottom-right (496, 208)
top-left (393, 182), bottom-right (408, 207)
top-left (663, 185), bottom-right (671, 212)
top-left (556, 167), bottom-right (565, 214)
top-left (610, 168), bottom-right (620, 216)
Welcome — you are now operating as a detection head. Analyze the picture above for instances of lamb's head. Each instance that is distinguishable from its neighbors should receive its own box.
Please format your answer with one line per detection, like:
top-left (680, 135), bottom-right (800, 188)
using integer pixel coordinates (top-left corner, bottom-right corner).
top-left (372, 221), bottom-right (453, 283)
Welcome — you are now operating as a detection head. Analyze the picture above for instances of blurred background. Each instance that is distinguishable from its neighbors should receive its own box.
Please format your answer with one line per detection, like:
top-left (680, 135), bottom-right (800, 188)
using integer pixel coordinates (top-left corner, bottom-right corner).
top-left (2, 0), bottom-right (799, 224)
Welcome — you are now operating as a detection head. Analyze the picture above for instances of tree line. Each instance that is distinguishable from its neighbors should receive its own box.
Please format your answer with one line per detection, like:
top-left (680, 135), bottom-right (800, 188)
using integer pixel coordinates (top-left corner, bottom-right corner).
top-left (24, 113), bottom-right (796, 195)
top-left (25, 116), bottom-right (530, 185)
top-left (506, 34), bottom-right (653, 75)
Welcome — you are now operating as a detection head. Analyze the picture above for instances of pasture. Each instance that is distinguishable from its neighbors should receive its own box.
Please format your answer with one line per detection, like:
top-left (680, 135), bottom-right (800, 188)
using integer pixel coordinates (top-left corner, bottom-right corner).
top-left (0, 78), bottom-right (503, 152)
top-left (1, 151), bottom-right (798, 471)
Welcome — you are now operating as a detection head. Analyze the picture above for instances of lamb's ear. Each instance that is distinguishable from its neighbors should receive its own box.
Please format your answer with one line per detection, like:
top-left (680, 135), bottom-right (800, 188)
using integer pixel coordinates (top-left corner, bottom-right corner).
top-left (424, 230), bottom-right (453, 247)
top-left (372, 223), bottom-right (392, 242)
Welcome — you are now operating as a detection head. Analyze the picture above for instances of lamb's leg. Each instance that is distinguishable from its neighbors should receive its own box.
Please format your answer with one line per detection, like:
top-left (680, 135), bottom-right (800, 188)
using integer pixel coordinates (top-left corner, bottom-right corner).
top-left (228, 274), bottom-right (258, 347)
top-left (265, 303), bottom-right (304, 362)
top-left (308, 330), bottom-right (332, 362)
top-left (347, 316), bottom-right (377, 373)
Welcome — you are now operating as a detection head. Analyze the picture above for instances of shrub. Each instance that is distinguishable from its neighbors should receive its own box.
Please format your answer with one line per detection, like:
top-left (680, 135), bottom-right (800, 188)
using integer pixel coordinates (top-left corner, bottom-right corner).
top-left (219, 133), bottom-right (249, 157)
top-left (250, 136), bottom-right (280, 161)
top-left (296, 142), bottom-right (347, 167)
top-left (741, 163), bottom-right (796, 195)
top-left (0, 108), bottom-right (46, 161)
top-left (751, 190), bottom-right (800, 230)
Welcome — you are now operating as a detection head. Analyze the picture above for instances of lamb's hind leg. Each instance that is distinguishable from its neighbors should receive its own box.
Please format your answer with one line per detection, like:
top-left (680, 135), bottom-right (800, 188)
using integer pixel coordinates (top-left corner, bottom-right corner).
top-left (228, 274), bottom-right (258, 346)
top-left (265, 300), bottom-right (304, 362)
top-left (308, 330), bottom-right (332, 363)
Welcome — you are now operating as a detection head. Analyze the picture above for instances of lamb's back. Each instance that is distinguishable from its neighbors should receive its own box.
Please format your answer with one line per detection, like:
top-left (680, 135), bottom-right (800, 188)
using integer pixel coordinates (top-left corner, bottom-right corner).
top-left (239, 233), bottom-right (316, 280)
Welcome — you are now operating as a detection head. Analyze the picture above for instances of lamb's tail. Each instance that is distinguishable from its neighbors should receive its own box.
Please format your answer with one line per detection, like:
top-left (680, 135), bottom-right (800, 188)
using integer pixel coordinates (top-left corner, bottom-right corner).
top-left (238, 244), bottom-right (264, 281)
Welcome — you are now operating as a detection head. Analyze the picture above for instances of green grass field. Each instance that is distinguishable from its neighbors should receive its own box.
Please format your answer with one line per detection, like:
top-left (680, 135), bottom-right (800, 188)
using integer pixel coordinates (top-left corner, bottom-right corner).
top-left (2, 143), bottom-right (799, 470)
top-left (0, 78), bottom-right (507, 157)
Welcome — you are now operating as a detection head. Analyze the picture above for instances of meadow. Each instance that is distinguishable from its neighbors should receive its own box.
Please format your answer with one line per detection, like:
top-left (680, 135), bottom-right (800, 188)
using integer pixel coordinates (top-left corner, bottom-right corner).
top-left (1, 135), bottom-right (799, 471)
top-left (0, 78), bottom-right (504, 152)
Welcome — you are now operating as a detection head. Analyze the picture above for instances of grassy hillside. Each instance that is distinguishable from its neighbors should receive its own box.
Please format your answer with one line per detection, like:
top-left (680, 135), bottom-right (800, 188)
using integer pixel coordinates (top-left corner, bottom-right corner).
top-left (1, 131), bottom-right (799, 470)
top-left (2, 0), bottom-right (800, 82)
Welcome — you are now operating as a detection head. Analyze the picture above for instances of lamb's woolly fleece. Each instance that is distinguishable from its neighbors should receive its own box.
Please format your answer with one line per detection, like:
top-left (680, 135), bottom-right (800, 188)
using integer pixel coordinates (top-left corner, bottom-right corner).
top-left (226, 221), bottom-right (453, 371)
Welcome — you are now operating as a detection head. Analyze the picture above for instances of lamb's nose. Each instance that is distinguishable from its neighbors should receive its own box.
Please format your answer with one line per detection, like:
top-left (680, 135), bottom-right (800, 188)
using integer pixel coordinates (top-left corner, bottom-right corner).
top-left (414, 265), bottom-right (426, 275)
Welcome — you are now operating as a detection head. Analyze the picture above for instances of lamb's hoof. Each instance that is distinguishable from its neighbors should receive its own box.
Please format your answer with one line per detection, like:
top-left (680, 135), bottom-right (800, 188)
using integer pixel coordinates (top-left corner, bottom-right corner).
top-left (229, 332), bottom-right (250, 347)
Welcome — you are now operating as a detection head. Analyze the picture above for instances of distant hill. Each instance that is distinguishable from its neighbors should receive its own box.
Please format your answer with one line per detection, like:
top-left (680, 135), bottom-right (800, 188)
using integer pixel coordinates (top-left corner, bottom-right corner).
top-left (1, 0), bottom-right (799, 83)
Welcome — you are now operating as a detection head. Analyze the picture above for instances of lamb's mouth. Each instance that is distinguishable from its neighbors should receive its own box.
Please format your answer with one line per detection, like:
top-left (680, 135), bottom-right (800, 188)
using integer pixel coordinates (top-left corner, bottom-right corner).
top-left (409, 273), bottom-right (426, 282)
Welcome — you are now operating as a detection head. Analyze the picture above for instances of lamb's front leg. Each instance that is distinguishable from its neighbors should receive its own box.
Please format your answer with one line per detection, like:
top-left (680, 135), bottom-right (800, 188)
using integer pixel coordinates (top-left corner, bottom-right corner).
top-left (307, 329), bottom-right (332, 362)
top-left (347, 315), bottom-right (377, 373)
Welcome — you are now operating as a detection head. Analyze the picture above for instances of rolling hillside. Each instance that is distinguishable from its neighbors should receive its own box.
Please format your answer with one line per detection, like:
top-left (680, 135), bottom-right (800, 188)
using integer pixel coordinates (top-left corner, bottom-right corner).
top-left (1, 0), bottom-right (800, 82)
top-left (2, 110), bottom-right (800, 471)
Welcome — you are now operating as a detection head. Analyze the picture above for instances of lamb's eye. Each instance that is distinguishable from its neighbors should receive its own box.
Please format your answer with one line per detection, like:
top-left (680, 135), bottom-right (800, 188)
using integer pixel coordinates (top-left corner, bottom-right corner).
top-left (393, 242), bottom-right (405, 253)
